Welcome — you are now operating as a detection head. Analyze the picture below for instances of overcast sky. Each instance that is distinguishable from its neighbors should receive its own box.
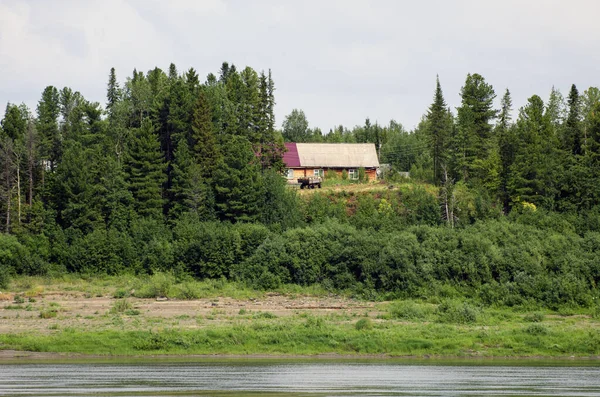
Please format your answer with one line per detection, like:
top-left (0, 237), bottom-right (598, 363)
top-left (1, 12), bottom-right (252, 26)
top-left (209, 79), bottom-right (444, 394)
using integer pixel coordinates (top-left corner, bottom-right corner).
top-left (1, 0), bottom-right (599, 132)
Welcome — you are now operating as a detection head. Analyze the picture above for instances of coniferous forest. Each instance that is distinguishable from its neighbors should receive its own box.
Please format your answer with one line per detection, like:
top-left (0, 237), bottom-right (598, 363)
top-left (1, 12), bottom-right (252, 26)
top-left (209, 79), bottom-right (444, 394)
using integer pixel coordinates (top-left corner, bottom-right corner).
top-left (1, 63), bottom-right (600, 309)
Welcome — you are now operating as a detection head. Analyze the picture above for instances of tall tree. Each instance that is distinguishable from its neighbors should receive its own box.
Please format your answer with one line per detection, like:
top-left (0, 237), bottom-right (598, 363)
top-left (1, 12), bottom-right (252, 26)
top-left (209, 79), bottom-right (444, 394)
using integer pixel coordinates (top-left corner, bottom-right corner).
top-left (213, 135), bottom-right (263, 223)
top-left (106, 67), bottom-right (121, 120)
top-left (546, 86), bottom-right (566, 131)
top-left (563, 84), bottom-right (582, 156)
top-left (453, 73), bottom-right (497, 184)
top-left (496, 89), bottom-right (516, 212)
top-left (125, 118), bottom-right (165, 218)
top-left (507, 95), bottom-right (558, 208)
top-left (425, 76), bottom-right (452, 184)
top-left (191, 90), bottom-right (220, 179)
top-left (36, 86), bottom-right (61, 171)
top-left (282, 109), bottom-right (310, 142)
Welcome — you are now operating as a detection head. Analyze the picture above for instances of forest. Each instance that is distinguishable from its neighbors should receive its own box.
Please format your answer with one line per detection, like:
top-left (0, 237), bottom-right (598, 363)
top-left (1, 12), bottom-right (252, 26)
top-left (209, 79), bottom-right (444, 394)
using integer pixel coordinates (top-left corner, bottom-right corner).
top-left (1, 62), bottom-right (599, 309)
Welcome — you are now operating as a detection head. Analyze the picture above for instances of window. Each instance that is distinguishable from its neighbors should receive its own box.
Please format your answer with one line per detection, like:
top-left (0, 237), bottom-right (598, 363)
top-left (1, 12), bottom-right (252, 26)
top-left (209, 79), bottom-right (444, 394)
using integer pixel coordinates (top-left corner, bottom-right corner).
top-left (314, 169), bottom-right (324, 177)
top-left (285, 169), bottom-right (294, 179)
top-left (348, 169), bottom-right (358, 180)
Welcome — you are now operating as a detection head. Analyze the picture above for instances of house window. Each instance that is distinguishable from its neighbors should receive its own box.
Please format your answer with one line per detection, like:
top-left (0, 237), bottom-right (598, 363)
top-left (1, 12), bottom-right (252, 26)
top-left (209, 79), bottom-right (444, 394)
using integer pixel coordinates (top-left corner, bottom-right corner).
top-left (348, 169), bottom-right (359, 180)
top-left (314, 169), bottom-right (324, 177)
top-left (285, 169), bottom-right (294, 179)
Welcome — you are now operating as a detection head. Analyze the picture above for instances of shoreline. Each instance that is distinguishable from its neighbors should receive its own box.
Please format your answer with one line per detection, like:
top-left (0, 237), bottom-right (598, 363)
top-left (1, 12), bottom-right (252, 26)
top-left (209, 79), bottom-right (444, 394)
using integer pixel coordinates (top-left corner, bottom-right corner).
top-left (1, 349), bottom-right (599, 364)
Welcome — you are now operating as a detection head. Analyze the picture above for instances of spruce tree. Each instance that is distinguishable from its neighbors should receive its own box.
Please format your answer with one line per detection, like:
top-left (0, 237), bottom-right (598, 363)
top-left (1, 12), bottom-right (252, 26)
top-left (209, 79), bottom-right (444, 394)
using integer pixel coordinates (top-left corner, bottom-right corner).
top-left (36, 86), bottom-right (61, 170)
top-left (426, 76), bottom-right (451, 185)
top-left (546, 86), bottom-right (566, 131)
top-left (106, 67), bottom-right (121, 119)
top-left (213, 135), bottom-right (263, 223)
top-left (191, 90), bottom-right (220, 179)
top-left (563, 84), bottom-right (582, 156)
top-left (453, 73), bottom-right (498, 184)
top-left (507, 95), bottom-right (558, 208)
top-left (125, 118), bottom-right (165, 218)
top-left (497, 89), bottom-right (516, 212)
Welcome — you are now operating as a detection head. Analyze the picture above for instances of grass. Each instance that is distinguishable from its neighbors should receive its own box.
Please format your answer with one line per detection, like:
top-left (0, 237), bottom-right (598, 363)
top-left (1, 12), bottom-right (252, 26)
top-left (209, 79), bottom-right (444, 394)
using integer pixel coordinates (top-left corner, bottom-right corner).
top-left (1, 313), bottom-right (599, 357)
top-left (1, 276), bottom-right (600, 358)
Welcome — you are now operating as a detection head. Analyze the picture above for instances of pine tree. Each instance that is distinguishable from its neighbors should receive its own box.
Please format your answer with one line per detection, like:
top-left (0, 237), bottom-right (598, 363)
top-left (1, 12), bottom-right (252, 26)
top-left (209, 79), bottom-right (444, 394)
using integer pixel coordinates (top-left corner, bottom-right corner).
top-left (453, 73), bottom-right (497, 185)
top-left (546, 86), bottom-right (566, 131)
top-left (426, 76), bottom-right (451, 185)
top-left (106, 67), bottom-right (121, 119)
top-left (169, 136), bottom-right (194, 218)
top-left (238, 67), bottom-right (261, 142)
top-left (125, 118), bottom-right (165, 218)
top-left (496, 89), bottom-right (516, 212)
top-left (507, 95), bottom-right (558, 208)
top-left (0, 136), bottom-right (16, 232)
top-left (191, 90), bottom-right (220, 179)
top-left (213, 135), bottom-right (263, 222)
top-left (563, 84), bottom-right (582, 156)
top-left (36, 86), bottom-right (61, 172)
top-left (51, 141), bottom-right (103, 233)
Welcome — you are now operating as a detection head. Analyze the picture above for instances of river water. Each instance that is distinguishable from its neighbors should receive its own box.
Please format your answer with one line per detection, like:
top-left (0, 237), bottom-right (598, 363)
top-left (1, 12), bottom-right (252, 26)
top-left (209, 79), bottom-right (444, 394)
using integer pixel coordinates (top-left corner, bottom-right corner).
top-left (1, 361), bottom-right (599, 396)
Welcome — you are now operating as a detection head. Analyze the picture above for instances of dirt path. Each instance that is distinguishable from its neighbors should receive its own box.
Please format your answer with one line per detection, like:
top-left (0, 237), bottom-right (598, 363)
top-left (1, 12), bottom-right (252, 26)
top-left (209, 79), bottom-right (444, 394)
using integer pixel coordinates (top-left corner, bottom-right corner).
top-left (0, 291), bottom-right (377, 335)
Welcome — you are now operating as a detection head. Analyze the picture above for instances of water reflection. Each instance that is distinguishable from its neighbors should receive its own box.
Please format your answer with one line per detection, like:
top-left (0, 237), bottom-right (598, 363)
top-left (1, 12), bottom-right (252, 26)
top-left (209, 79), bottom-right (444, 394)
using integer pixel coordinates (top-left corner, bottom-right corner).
top-left (0, 362), bottom-right (599, 396)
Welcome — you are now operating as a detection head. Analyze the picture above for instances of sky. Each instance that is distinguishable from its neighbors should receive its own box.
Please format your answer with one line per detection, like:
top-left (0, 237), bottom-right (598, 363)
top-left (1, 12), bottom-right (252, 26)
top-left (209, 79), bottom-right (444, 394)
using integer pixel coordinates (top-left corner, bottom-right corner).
top-left (1, 0), bottom-right (599, 132)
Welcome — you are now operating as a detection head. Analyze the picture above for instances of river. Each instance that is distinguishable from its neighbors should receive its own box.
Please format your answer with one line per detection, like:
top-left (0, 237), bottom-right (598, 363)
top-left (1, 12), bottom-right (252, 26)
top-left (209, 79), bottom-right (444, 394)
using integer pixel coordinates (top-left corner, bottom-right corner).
top-left (1, 360), bottom-right (599, 396)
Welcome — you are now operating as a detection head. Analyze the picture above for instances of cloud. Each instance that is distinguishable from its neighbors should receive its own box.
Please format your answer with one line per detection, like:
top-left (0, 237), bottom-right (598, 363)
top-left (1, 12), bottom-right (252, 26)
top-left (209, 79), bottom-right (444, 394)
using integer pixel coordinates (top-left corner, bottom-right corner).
top-left (1, 0), bottom-right (600, 131)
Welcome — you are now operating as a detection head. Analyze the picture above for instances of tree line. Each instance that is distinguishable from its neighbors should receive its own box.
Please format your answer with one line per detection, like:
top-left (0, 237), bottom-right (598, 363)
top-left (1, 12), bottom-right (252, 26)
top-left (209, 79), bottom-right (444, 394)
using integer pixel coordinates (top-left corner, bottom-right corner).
top-left (283, 74), bottom-right (600, 217)
top-left (0, 62), bottom-right (295, 236)
top-left (1, 64), bottom-right (599, 308)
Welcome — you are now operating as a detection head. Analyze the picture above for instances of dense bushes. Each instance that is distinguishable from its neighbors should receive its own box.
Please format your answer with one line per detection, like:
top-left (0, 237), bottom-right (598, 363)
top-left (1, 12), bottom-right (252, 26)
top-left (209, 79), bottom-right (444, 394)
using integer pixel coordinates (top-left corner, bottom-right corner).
top-left (1, 185), bottom-right (599, 309)
top-left (239, 217), bottom-right (599, 306)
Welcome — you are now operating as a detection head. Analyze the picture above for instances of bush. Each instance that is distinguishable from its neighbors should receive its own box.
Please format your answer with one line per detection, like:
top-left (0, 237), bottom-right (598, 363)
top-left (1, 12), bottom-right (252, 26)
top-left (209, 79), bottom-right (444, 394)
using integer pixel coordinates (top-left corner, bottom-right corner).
top-left (0, 266), bottom-right (10, 289)
top-left (525, 324), bottom-right (548, 335)
top-left (110, 299), bottom-right (133, 314)
top-left (355, 317), bottom-right (373, 330)
top-left (39, 310), bottom-right (58, 319)
top-left (524, 312), bottom-right (544, 323)
top-left (389, 301), bottom-right (428, 320)
top-left (435, 300), bottom-right (478, 324)
top-left (134, 272), bottom-right (175, 298)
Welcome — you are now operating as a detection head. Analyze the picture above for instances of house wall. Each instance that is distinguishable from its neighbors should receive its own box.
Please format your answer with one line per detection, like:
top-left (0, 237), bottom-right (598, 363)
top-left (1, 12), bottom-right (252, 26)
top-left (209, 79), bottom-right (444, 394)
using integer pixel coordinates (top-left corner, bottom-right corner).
top-left (286, 168), bottom-right (378, 182)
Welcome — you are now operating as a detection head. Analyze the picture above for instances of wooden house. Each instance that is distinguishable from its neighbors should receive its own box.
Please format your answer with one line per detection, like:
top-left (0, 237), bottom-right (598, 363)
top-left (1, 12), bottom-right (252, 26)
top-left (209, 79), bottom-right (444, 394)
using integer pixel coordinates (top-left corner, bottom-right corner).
top-left (282, 143), bottom-right (380, 182)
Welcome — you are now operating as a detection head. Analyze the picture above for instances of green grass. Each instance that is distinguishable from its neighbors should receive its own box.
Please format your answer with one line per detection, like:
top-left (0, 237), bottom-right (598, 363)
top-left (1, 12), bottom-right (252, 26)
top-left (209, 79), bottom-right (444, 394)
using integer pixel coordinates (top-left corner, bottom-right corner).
top-left (1, 316), bottom-right (599, 357)
top-left (2, 276), bottom-right (600, 358)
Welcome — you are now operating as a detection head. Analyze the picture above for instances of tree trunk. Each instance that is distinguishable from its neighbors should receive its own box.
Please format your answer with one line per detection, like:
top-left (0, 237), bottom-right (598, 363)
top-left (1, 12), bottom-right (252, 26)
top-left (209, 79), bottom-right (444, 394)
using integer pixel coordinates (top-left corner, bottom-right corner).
top-left (16, 163), bottom-right (21, 226)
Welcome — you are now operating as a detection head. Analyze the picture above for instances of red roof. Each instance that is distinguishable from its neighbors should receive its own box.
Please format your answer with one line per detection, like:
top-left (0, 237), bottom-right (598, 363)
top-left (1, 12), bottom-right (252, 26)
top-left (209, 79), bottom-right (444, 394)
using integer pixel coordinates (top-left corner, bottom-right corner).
top-left (282, 142), bottom-right (301, 167)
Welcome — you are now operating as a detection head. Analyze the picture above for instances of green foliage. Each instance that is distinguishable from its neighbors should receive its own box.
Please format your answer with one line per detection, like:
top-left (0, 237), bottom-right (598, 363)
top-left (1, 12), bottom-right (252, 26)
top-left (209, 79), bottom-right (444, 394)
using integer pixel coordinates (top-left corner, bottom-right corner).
top-left (39, 309), bottom-right (58, 319)
top-left (435, 300), bottom-right (478, 324)
top-left (133, 272), bottom-right (175, 298)
top-left (354, 317), bottom-right (373, 330)
top-left (109, 299), bottom-right (133, 314)
top-left (388, 301), bottom-right (430, 320)
top-left (125, 118), bottom-right (165, 219)
top-left (213, 135), bottom-right (263, 222)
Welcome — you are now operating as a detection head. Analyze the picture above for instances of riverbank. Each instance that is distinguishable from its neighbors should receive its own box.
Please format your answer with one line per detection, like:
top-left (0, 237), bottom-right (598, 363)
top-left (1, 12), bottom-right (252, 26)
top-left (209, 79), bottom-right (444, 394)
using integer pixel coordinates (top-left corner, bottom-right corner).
top-left (0, 276), bottom-right (599, 358)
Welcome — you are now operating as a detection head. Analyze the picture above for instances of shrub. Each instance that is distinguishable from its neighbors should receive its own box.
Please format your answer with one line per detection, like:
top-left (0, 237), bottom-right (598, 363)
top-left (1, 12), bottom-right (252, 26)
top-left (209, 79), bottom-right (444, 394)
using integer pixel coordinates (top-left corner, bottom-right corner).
top-left (524, 313), bottom-right (544, 323)
top-left (110, 299), bottom-right (133, 314)
top-left (435, 300), bottom-right (478, 324)
top-left (355, 317), bottom-right (373, 330)
top-left (39, 310), bottom-right (58, 319)
top-left (389, 301), bottom-right (428, 320)
top-left (325, 169), bottom-right (338, 180)
top-left (113, 289), bottom-right (131, 299)
top-left (0, 266), bottom-right (9, 289)
top-left (525, 324), bottom-right (548, 335)
top-left (134, 272), bottom-right (175, 298)
top-left (253, 311), bottom-right (277, 319)
top-left (172, 282), bottom-right (201, 300)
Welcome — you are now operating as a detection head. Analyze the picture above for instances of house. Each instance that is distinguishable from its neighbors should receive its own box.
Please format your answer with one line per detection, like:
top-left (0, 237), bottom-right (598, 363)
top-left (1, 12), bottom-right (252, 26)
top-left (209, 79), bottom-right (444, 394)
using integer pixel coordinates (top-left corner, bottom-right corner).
top-left (282, 143), bottom-right (380, 182)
